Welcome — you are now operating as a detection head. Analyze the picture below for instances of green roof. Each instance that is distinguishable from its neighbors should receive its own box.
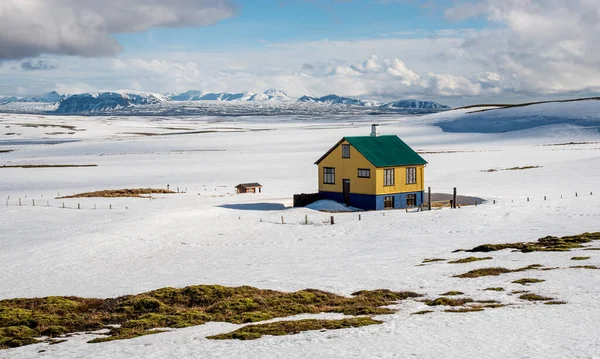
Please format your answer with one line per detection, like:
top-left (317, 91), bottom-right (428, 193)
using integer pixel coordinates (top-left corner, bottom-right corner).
top-left (315, 135), bottom-right (427, 167)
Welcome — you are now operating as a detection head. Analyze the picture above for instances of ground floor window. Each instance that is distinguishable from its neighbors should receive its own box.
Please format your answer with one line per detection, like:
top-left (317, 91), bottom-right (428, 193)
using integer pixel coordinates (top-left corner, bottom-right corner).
top-left (406, 194), bottom-right (416, 207)
top-left (323, 167), bottom-right (335, 184)
top-left (357, 168), bottom-right (370, 178)
top-left (384, 196), bottom-right (394, 209)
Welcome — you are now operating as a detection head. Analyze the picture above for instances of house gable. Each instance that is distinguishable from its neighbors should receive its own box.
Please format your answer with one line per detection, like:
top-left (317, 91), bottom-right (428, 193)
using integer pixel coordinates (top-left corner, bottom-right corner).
top-left (315, 135), bottom-right (426, 168)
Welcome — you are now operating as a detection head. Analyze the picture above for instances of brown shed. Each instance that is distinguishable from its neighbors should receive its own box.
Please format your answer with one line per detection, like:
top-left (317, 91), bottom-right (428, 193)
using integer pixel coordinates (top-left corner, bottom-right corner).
top-left (235, 183), bottom-right (263, 194)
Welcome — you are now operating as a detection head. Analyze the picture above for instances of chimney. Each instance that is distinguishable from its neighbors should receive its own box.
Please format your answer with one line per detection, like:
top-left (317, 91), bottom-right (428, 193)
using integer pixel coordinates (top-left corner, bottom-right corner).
top-left (370, 124), bottom-right (380, 137)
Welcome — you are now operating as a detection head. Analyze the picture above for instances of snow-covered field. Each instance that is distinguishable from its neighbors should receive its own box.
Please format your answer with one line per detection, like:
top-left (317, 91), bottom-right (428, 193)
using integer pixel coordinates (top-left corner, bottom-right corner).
top-left (1, 108), bottom-right (600, 358)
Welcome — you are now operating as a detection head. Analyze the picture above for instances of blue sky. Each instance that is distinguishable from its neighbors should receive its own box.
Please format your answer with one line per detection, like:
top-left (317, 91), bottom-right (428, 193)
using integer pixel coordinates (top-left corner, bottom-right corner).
top-left (1, 0), bottom-right (599, 105)
top-left (116, 0), bottom-right (486, 53)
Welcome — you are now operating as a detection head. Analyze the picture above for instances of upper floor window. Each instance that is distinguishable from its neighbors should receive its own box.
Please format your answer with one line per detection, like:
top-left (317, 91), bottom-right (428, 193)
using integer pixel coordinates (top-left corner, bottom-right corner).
top-left (406, 167), bottom-right (417, 184)
top-left (323, 167), bottom-right (335, 184)
top-left (384, 168), bottom-right (395, 186)
top-left (358, 168), bottom-right (370, 178)
top-left (342, 144), bottom-right (350, 158)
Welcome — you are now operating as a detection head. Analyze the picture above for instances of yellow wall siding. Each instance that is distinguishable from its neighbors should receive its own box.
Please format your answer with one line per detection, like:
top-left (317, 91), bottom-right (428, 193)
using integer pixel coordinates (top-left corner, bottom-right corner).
top-left (374, 165), bottom-right (425, 195)
top-left (317, 141), bottom-right (376, 195)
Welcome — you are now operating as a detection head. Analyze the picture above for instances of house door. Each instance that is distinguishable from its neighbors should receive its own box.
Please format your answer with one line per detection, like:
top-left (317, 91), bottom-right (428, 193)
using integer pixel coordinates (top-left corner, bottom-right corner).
top-left (343, 179), bottom-right (350, 204)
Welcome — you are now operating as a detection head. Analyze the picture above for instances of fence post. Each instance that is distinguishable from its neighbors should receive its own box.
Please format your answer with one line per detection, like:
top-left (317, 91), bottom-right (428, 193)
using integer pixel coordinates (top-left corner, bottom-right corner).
top-left (62, 202), bottom-right (65, 209)
top-left (453, 187), bottom-right (457, 209)
top-left (46, 201), bottom-right (49, 207)
top-left (32, 199), bottom-right (35, 207)
top-left (19, 198), bottom-right (21, 206)
top-left (281, 216), bottom-right (284, 224)
top-left (305, 215), bottom-right (308, 225)
top-left (330, 216), bottom-right (334, 225)
top-left (359, 214), bottom-right (361, 221)
top-left (576, 192), bottom-right (578, 197)
top-left (110, 204), bottom-right (112, 210)
top-left (428, 186), bottom-right (432, 211)
top-left (78, 203), bottom-right (80, 210)
top-left (544, 196), bottom-right (546, 201)
top-left (527, 197), bottom-right (530, 202)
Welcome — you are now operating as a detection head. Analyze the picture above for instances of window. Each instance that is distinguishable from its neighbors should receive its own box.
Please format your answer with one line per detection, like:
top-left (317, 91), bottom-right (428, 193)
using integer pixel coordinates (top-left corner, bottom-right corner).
top-left (406, 194), bottom-right (416, 207)
top-left (357, 168), bottom-right (370, 178)
top-left (406, 167), bottom-right (417, 184)
top-left (384, 196), bottom-right (394, 209)
top-left (342, 144), bottom-right (350, 158)
top-left (384, 168), bottom-right (395, 186)
top-left (323, 167), bottom-right (335, 184)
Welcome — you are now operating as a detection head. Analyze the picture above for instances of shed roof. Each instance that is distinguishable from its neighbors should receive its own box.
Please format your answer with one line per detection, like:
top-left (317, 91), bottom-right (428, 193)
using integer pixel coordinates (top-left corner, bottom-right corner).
top-left (236, 183), bottom-right (262, 188)
top-left (315, 135), bottom-right (427, 167)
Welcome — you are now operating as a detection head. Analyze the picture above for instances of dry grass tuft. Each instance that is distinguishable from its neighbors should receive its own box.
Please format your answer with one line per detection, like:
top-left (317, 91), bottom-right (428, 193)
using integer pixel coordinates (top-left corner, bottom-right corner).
top-left (484, 287), bottom-right (504, 292)
top-left (426, 297), bottom-right (473, 307)
top-left (571, 256), bottom-right (591, 261)
top-left (569, 265), bottom-right (600, 270)
top-left (544, 301), bottom-right (568, 305)
top-left (512, 278), bottom-right (545, 286)
top-left (448, 257), bottom-right (492, 264)
top-left (57, 188), bottom-right (175, 199)
top-left (444, 307), bottom-right (484, 313)
top-left (411, 310), bottom-right (434, 315)
top-left (207, 317), bottom-right (381, 340)
top-left (421, 258), bottom-right (446, 263)
top-left (454, 264), bottom-right (542, 278)
top-left (440, 291), bottom-right (464, 296)
top-left (519, 293), bottom-right (554, 302)
top-left (464, 232), bottom-right (600, 253)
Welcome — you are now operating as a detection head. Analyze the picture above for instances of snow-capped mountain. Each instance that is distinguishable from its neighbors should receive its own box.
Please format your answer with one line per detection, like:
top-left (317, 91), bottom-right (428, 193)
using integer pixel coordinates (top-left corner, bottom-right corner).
top-left (298, 94), bottom-right (380, 107)
top-left (248, 89), bottom-right (292, 102)
top-left (0, 91), bottom-right (65, 104)
top-left (55, 92), bottom-right (167, 113)
top-left (381, 99), bottom-right (451, 110)
top-left (166, 89), bottom-right (291, 102)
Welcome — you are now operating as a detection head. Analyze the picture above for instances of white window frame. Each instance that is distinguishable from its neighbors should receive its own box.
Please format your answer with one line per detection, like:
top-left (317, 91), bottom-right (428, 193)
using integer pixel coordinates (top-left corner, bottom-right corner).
top-left (323, 167), bottom-right (335, 184)
top-left (384, 168), bottom-right (395, 186)
top-left (406, 167), bottom-right (417, 184)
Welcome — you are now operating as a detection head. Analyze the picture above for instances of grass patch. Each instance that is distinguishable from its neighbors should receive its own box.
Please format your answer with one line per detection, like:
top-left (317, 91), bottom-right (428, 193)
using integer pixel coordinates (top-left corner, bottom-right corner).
top-left (464, 232), bottom-right (600, 253)
top-left (583, 248), bottom-right (600, 251)
top-left (484, 287), bottom-right (504, 292)
top-left (569, 265), bottom-right (599, 270)
top-left (0, 164), bottom-right (97, 169)
top-left (421, 258), bottom-right (446, 263)
top-left (448, 256), bottom-right (492, 264)
top-left (544, 301), bottom-right (567, 305)
top-left (426, 297), bottom-right (473, 307)
top-left (57, 188), bottom-right (175, 199)
top-left (454, 264), bottom-right (542, 278)
top-left (411, 310), bottom-right (434, 315)
top-left (0, 285), bottom-right (422, 349)
top-left (444, 307), bottom-right (484, 313)
top-left (207, 317), bottom-right (381, 340)
top-left (19, 123), bottom-right (77, 130)
top-left (512, 290), bottom-right (530, 294)
top-left (0, 150), bottom-right (14, 154)
top-left (512, 278), bottom-right (545, 286)
top-left (519, 293), bottom-right (554, 302)
top-left (571, 256), bottom-right (590, 261)
top-left (440, 291), bottom-right (464, 296)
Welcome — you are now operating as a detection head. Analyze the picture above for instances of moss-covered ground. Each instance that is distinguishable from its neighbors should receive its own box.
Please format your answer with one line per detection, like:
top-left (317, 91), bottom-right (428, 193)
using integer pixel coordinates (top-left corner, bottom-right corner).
top-left (0, 286), bottom-right (422, 349)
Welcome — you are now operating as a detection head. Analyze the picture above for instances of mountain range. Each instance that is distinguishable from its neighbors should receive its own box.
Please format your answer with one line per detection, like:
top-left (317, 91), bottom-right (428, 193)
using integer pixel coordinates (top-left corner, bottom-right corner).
top-left (1, 89), bottom-right (451, 114)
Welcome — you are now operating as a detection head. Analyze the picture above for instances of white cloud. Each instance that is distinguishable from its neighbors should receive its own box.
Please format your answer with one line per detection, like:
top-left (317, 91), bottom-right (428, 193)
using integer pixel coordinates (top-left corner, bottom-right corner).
top-left (0, 0), bottom-right (235, 60)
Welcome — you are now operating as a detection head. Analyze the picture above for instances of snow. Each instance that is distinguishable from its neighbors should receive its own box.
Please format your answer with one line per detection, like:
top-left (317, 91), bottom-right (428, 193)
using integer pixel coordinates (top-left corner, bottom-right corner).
top-left (305, 200), bottom-right (361, 212)
top-left (420, 100), bottom-right (600, 133)
top-left (1, 109), bottom-right (600, 358)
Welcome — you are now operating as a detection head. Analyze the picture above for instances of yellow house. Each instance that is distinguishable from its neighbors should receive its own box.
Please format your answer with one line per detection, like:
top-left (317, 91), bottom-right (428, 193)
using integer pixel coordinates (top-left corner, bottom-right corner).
top-left (314, 124), bottom-right (427, 210)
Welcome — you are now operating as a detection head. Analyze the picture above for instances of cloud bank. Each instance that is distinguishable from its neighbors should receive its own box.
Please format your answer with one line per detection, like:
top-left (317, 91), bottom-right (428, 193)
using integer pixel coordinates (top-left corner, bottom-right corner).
top-left (0, 0), bottom-right (235, 60)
